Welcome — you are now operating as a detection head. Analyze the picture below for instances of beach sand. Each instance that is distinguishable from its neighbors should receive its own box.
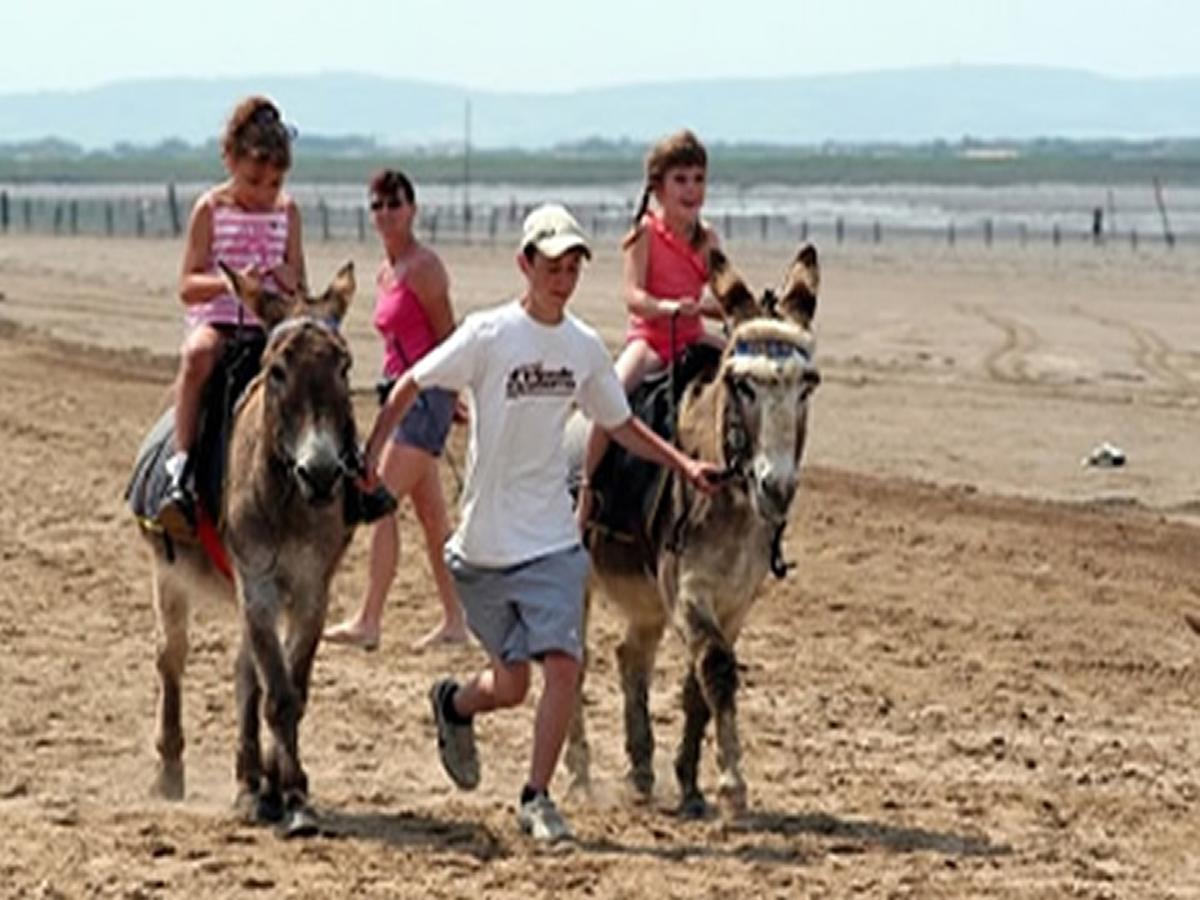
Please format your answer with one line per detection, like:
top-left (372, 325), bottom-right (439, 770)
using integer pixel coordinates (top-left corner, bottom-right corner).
top-left (1, 233), bottom-right (1198, 897)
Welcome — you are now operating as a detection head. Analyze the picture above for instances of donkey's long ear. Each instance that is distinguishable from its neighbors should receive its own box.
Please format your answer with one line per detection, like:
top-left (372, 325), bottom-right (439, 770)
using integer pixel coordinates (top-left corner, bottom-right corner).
top-left (708, 248), bottom-right (761, 324)
top-left (776, 243), bottom-right (820, 329)
top-left (219, 262), bottom-right (295, 329)
top-left (307, 260), bottom-right (355, 325)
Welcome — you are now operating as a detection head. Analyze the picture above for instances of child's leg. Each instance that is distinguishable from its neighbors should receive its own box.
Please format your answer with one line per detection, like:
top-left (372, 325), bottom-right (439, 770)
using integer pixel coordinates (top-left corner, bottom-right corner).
top-left (576, 339), bottom-right (664, 529)
top-left (527, 651), bottom-right (582, 792)
top-left (409, 464), bottom-right (468, 649)
top-left (172, 324), bottom-right (223, 454)
top-left (454, 657), bottom-right (531, 716)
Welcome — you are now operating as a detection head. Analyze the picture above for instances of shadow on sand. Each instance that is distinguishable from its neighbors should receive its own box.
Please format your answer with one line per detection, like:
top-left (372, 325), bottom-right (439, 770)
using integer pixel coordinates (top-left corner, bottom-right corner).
top-left (316, 809), bottom-right (506, 861)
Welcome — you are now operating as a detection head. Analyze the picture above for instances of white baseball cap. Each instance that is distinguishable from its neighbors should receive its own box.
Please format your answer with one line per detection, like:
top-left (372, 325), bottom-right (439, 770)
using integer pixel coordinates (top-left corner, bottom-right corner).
top-left (520, 203), bottom-right (591, 259)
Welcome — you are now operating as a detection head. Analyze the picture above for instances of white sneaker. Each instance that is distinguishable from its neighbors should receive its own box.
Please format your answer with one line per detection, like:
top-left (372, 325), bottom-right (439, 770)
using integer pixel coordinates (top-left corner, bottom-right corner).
top-left (517, 793), bottom-right (573, 843)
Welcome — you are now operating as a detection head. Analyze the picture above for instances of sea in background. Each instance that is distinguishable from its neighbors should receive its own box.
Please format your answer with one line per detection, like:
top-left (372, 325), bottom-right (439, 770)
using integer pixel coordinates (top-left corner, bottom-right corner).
top-left (2, 180), bottom-right (1197, 245)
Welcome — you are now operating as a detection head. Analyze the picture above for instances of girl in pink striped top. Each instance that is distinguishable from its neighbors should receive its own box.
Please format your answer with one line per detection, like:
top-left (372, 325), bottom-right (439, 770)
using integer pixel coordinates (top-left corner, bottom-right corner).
top-left (158, 96), bottom-right (306, 535)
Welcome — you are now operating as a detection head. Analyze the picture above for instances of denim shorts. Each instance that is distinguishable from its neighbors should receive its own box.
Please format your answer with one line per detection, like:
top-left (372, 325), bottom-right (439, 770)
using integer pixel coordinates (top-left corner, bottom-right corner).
top-left (444, 544), bottom-right (590, 663)
top-left (393, 387), bottom-right (455, 457)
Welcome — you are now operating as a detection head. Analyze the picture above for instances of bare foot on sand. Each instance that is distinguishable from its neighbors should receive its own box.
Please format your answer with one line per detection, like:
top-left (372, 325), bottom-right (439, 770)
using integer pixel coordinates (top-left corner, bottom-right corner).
top-left (410, 622), bottom-right (470, 652)
top-left (323, 619), bottom-right (381, 652)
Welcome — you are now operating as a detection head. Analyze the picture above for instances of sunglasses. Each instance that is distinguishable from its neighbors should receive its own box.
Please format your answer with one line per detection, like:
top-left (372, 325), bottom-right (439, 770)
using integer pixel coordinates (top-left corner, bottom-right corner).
top-left (369, 197), bottom-right (404, 212)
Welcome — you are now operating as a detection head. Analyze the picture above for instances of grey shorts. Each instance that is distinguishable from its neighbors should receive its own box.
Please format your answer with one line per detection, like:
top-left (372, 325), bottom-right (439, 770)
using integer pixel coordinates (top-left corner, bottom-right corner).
top-left (394, 387), bottom-right (455, 457)
top-left (444, 544), bottom-right (590, 664)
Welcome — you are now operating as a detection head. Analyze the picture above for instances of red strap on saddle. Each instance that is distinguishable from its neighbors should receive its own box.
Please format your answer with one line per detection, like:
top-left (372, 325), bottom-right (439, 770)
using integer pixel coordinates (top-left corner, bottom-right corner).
top-left (195, 506), bottom-right (234, 581)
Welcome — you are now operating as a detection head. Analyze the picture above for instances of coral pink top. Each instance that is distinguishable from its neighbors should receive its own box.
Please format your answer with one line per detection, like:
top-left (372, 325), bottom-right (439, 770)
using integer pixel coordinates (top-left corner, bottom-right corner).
top-left (185, 203), bottom-right (289, 330)
top-left (625, 213), bottom-right (708, 360)
top-left (374, 271), bottom-right (438, 376)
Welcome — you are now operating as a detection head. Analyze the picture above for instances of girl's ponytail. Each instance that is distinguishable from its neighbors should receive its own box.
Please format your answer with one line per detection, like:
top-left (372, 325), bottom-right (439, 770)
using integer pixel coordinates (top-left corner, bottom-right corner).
top-left (621, 185), bottom-right (653, 249)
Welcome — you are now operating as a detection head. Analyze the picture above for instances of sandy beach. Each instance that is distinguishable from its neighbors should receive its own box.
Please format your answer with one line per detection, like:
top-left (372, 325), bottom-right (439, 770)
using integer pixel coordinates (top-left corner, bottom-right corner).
top-left (1, 232), bottom-right (1199, 897)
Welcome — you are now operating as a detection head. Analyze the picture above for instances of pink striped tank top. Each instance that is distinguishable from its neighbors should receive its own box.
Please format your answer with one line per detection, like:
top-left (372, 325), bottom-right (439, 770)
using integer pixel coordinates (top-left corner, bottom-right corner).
top-left (185, 203), bottom-right (290, 329)
top-left (373, 272), bottom-right (438, 377)
top-left (625, 213), bottom-right (709, 357)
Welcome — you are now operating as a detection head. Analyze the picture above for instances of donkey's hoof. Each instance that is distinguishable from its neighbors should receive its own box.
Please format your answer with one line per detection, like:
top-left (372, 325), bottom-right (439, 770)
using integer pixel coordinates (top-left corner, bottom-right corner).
top-left (151, 760), bottom-right (185, 800)
top-left (718, 783), bottom-right (749, 819)
top-left (281, 805), bottom-right (319, 839)
top-left (678, 791), bottom-right (708, 820)
top-left (254, 791), bottom-right (285, 825)
top-left (626, 766), bottom-right (655, 801)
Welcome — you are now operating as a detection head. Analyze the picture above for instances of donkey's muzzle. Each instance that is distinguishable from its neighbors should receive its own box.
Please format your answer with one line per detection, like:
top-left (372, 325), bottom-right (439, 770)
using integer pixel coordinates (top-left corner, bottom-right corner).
top-left (755, 474), bottom-right (796, 524)
top-left (295, 457), bottom-right (344, 506)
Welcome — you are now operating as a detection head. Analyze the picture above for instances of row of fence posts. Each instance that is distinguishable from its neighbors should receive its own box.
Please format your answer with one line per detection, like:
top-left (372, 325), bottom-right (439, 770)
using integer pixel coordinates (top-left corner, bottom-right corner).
top-left (0, 186), bottom-right (1181, 249)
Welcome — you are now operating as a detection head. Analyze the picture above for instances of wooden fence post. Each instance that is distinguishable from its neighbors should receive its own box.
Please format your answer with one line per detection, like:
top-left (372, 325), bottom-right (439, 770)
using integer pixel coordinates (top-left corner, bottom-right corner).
top-left (22, 198), bottom-right (32, 231)
top-left (318, 201), bottom-right (330, 241)
top-left (0, 191), bottom-right (8, 233)
top-left (105, 202), bottom-right (114, 236)
top-left (356, 207), bottom-right (366, 242)
top-left (136, 202), bottom-right (146, 237)
top-left (166, 182), bottom-right (182, 237)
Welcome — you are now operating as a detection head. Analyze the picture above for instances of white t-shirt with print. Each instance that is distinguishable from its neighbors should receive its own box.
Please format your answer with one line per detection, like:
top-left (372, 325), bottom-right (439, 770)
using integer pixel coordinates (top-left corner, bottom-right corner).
top-left (412, 299), bottom-right (630, 568)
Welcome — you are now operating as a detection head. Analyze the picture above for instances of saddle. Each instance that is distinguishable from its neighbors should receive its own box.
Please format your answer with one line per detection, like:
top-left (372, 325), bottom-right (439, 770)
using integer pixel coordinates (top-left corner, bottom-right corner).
top-left (126, 332), bottom-right (266, 554)
top-left (587, 343), bottom-right (722, 546)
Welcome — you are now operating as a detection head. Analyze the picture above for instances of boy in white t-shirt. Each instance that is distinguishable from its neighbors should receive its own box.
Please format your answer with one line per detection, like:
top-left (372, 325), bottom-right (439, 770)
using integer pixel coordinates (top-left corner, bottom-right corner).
top-left (362, 203), bottom-right (721, 842)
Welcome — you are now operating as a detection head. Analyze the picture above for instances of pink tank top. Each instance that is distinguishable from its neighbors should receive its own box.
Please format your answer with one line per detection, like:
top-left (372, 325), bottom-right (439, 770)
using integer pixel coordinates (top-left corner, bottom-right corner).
top-left (626, 213), bottom-right (708, 355)
top-left (373, 271), bottom-right (438, 377)
top-left (185, 203), bottom-right (289, 330)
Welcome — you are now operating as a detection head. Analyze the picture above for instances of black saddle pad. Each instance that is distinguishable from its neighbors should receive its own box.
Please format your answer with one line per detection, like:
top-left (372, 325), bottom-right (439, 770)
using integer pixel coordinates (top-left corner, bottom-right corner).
top-left (589, 343), bottom-right (722, 542)
top-left (126, 332), bottom-right (266, 528)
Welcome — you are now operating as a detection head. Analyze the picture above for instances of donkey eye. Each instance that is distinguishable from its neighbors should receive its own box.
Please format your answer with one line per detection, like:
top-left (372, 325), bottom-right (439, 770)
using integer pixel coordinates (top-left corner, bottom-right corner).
top-left (734, 379), bottom-right (757, 404)
top-left (269, 362), bottom-right (287, 386)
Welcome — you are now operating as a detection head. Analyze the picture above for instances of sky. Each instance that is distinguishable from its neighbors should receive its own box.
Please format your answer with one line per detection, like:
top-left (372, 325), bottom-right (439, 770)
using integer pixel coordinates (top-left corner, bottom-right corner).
top-left (2, 0), bottom-right (1198, 95)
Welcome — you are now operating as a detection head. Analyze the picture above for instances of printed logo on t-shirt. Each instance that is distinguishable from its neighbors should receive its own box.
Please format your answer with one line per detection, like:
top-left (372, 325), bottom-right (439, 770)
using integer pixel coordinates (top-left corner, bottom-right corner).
top-left (505, 362), bottom-right (576, 399)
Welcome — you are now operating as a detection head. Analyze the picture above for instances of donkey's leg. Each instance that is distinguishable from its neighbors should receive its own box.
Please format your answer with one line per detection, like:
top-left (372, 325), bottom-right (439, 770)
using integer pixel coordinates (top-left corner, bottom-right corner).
top-left (233, 638), bottom-right (265, 817)
top-left (698, 639), bottom-right (746, 817)
top-left (618, 616), bottom-right (666, 800)
top-left (151, 563), bottom-right (189, 800)
top-left (674, 665), bottom-right (712, 818)
top-left (240, 578), bottom-right (300, 826)
top-left (274, 599), bottom-right (326, 837)
top-left (564, 584), bottom-right (593, 797)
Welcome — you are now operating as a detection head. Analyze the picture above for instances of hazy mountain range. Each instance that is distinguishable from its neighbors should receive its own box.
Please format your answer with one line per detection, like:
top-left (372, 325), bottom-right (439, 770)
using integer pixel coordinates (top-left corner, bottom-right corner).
top-left (3, 66), bottom-right (1199, 149)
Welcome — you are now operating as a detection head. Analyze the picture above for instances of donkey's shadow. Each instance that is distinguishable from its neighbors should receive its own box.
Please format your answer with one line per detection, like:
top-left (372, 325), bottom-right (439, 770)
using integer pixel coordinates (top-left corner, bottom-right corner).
top-left (316, 809), bottom-right (507, 862)
top-left (729, 808), bottom-right (1011, 858)
top-left (572, 806), bottom-right (1010, 866)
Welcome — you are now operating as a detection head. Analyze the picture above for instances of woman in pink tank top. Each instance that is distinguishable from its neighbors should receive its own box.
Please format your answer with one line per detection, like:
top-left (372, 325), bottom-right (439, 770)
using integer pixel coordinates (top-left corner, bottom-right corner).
top-left (157, 96), bottom-right (306, 538)
top-left (325, 169), bottom-right (467, 653)
top-left (577, 130), bottom-right (725, 529)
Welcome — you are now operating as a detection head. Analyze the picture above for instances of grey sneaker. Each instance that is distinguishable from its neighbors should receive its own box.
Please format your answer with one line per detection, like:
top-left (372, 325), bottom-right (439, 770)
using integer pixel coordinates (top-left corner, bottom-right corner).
top-left (429, 679), bottom-right (480, 790)
top-left (517, 793), bottom-right (573, 843)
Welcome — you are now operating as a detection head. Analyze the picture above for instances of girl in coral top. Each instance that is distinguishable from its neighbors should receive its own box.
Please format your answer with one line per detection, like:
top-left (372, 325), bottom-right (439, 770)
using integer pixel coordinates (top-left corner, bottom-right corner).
top-left (577, 129), bottom-right (725, 529)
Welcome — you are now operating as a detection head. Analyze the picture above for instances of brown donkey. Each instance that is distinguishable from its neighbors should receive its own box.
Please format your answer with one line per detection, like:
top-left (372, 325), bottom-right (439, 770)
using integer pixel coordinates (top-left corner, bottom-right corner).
top-left (567, 245), bottom-right (821, 818)
top-left (137, 263), bottom-right (359, 836)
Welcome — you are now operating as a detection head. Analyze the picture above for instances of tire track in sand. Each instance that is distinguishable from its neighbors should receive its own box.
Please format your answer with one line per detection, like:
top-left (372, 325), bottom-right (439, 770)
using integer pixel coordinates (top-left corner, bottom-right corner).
top-left (1069, 306), bottom-right (1194, 391)
top-left (958, 303), bottom-right (1043, 385)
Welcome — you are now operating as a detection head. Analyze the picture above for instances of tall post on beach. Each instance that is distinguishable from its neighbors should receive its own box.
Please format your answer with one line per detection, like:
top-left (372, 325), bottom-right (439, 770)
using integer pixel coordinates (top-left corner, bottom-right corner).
top-left (872, 220), bottom-right (881, 244)
top-left (105, 202), bottom-right (114, 236)
top-left (0, 192), bottom-right (8, 234)
top-left (22, 198), bottom-right (32, 231)
top-left (356, 206), bottom-right (366, 242)
top-left (1153, 177), bottom-right (1175, 248)
top-left (835, 216), bottom-right (844, 244)
top-left (983, 218), bottom-right (993, 247)
top-left (1052, 223), bottom-right (1061, 247)
top-left (318, 200), bottom-right (330, 241)
top-left (462, 99), bottom-right (472, 245)
top-left (947, 220), bottom-right (956, 246)
top-left (166, 182), bottom-right (181, 238)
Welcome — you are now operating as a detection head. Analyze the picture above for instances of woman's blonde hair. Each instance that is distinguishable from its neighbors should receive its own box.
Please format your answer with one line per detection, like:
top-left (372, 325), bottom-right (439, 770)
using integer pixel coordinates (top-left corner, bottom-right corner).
top-left (222, 95), bottom-right (293, 170)
top-left (622, 129), bottom-right (708, 249)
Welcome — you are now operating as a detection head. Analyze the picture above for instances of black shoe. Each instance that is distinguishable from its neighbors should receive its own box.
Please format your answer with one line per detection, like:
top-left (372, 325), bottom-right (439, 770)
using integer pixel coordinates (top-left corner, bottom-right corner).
top-left (345, 483), bottom-right (398, 526)
top-left (157, 483), bottom-right (196, 540)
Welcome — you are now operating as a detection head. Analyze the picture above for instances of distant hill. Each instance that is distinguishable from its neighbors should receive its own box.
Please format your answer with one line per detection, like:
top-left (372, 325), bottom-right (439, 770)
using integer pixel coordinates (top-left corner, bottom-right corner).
top-left (3, 66), bottom-right (1200, 149)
